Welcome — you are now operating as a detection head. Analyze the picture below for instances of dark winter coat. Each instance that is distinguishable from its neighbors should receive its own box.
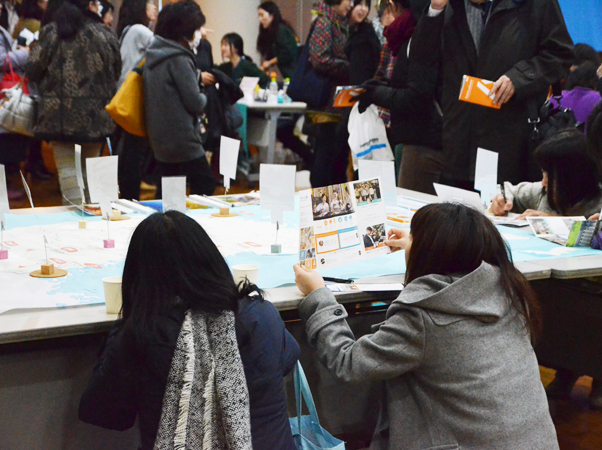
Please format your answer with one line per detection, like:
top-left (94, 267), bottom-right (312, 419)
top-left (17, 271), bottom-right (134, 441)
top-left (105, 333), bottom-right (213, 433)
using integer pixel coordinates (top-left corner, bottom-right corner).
top-left (79, 296), bottom-right (299, 450)
top-left (143, 36), bottom-right (206, 163)
top-left (369, 38), bottom-right (442, 150)
top-left (25, 17), bottom-right (121, 143)
top-left (344, 21), bottom-right (381, 86)
top-left (413, 0), bottom-right (574, 185)
top-left (266, 24), bottom-right (299, 80)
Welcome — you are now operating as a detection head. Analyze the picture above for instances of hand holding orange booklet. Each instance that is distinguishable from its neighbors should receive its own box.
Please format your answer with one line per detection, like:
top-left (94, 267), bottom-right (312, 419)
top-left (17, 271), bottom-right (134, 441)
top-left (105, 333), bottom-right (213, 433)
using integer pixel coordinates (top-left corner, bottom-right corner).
top-left (333, 86), bottom-right (365, 107)
top-left (458, 75), bottom-right (501, 109)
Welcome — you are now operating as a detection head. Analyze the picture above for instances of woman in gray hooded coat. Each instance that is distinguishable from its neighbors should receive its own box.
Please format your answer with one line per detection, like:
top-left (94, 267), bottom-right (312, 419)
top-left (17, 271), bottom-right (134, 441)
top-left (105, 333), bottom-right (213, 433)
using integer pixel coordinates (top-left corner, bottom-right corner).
top-left (294, 202), bottom-right (558, 450)
top-left (143, 1), bottom-right (215, 197)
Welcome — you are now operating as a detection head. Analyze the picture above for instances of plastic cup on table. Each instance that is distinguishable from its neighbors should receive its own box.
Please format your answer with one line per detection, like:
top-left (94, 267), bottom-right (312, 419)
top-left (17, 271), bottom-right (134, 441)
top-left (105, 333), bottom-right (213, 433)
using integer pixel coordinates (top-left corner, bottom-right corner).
top-left (102, 276), bottom-right (123, 314)
top-left (232, 264), bottom-right (259, 285)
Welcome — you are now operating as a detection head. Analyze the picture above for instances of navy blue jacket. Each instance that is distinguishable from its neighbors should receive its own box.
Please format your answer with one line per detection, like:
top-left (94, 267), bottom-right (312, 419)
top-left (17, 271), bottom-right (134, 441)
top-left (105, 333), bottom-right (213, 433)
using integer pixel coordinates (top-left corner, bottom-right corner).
top-left (79, 296), bottom-right (299, 450)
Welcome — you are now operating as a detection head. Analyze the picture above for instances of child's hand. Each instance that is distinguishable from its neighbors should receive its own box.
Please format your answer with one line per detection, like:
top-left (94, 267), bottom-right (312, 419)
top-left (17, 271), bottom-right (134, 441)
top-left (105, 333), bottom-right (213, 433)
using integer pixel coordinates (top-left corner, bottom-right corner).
top-left (293, 264), bottom-right (325, 296)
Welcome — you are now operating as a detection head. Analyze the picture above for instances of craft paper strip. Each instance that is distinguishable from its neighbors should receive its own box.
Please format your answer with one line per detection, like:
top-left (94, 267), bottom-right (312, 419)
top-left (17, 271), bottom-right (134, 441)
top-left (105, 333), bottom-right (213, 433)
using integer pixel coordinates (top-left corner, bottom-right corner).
top-left (219, 136), bottom-right (240, 190)
top-left (162, 177), bottom-right (187, 213)
top-left (86, 156), bottom-right (119, 204)
top-left (260, 164), bottom-right (296, 224)
top-left (358, 159), bottom-right (397, 207)
top-left (0, 165), bottom-right (9, 226)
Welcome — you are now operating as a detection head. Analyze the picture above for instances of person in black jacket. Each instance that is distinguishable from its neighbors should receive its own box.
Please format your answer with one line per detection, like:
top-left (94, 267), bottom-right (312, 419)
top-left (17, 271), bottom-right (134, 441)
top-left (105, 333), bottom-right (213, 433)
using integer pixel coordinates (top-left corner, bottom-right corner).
top-left (79, 211), bottom-right (299, 450)
top-left (356, 0), bottom-right (443, 194)
top-left (344, 0), bottom-right (381, 85)
top-left (412, 0), bottom-right (574, 188)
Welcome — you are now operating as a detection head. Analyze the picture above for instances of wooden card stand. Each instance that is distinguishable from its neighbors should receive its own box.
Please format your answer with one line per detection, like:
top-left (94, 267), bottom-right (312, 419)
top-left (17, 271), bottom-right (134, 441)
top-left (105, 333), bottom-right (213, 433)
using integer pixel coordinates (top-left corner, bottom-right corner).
top-left (102, 210), bottom-right (131, 221)
top-left (79, 220), bottom-right (87, 229)
top-left (211, 207), bottom-right (238, 218)
top-left (30, 263), bottom-right (68, 278)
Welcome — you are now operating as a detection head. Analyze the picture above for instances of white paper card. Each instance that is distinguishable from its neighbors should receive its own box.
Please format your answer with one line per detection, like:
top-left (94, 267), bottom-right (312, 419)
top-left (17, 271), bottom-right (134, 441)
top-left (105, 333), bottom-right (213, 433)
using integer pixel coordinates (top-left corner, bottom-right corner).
top-left (433, 183), bottom-right (485, 212)
top-left (74, 144), bottom-right (86, 199)
top-left (0, 165), bottom-right (9, 226)
top-left (99, 200), bottom-right (112, 219)
top-left (474, 148), bottom-right (498, 206)
top-left (271, 209), bottom-right (284, 225)
top-left (86, 156), bottom-right (119, 204)
top-left (240, 77), bottom-right (259, 100)
top-left (162, 177), bottom-right (187, 213)
top-left (260, 164), bottom-right (296, 224)
top-left (219, 136), bottom-right (240, 190)
top-left (358, 160), bottom-right (397, 207)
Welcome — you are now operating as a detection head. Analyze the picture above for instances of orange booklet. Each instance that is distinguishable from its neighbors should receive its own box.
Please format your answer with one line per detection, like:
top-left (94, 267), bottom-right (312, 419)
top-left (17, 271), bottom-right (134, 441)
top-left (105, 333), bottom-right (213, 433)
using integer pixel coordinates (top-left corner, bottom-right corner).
top-left (458, 75), bottom-right (501, 109)
top-left (333, 86), bottom-right (365, 107)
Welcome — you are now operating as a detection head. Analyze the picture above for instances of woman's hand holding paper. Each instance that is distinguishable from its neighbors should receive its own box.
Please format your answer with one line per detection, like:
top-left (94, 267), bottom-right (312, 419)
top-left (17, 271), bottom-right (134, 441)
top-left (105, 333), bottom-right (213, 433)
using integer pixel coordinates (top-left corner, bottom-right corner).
top-left (516, 209), bottom-right (553, 220)
top-left (294, 264), bottom-right (326, 296)
top-left (386, 228), bottom-right (410, 253)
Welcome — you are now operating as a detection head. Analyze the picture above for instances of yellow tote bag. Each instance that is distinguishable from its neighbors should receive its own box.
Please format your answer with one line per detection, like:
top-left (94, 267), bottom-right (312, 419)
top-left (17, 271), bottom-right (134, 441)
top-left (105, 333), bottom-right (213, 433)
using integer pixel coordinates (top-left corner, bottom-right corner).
top-left (106, 59), bottom-right (146, 137)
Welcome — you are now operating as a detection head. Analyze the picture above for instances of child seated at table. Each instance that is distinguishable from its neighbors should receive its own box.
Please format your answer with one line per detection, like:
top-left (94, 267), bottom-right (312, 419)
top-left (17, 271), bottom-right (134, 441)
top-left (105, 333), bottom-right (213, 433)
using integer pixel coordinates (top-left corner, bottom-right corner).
top-left (218, 32), bottom-right (270, 87)
top-left (491, 129), bottom-right (602, 219)
top-left (79, 211), bottom-right (299, 450)
top-left (294, 202), bottom-right (558, 449)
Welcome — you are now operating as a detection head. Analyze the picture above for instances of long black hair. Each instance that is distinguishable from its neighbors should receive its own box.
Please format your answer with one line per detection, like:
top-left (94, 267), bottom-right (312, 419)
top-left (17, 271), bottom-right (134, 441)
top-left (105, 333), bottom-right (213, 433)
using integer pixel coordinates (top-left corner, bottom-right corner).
top-left (256, 1), bottom-right (294, 59)
top-left (564, 61), bottom-right (599, 91)
top-left (116, 0), bottom-right (149, 37)
top-left (41, 0), bottom-right (64, 26)
top-left (534, 129), bottom-right (601, 215)
top-left (405, 203), bottom-right (541, 340)
top-left (121, 211), bottom-right (262, 340)
top-left (154, 0), bottom-right (204, 43)
top-left (222, 32), bottom-right (252, 61)
top-left (53, 0), bottom-right (102, 39)
top-left (20, 0), bottom-right (45, 21)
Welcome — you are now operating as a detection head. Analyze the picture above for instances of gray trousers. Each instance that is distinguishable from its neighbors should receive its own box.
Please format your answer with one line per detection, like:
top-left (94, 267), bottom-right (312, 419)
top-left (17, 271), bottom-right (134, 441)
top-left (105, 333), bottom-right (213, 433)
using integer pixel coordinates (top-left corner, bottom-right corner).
top-left (398, 144), bottom-right (445, 195)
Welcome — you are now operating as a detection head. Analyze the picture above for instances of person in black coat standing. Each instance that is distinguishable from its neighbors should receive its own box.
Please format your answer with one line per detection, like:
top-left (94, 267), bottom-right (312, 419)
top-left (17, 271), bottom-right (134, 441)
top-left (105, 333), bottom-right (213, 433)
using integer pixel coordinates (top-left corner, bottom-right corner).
top-left (412, 0), bottom-right (574, 188)
top-left (344, 0), bottom-right (381, 85)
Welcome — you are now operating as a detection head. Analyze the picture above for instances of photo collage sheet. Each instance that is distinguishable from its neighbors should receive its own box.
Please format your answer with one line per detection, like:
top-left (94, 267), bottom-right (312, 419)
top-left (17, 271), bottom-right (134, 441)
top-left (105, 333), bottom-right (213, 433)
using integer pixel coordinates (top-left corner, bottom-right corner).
top-left (299, 178), bottom-right (390, 270)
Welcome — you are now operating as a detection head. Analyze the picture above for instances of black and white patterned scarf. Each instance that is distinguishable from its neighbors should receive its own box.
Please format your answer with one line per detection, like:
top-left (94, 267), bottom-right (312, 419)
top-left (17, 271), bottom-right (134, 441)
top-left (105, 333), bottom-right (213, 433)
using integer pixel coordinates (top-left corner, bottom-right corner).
top-left (153, 310), bottom-right (252, 450)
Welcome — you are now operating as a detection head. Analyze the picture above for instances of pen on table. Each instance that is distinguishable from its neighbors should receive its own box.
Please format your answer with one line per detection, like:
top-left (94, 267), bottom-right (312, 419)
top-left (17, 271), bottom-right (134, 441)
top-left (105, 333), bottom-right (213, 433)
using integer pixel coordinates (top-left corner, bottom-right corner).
top-left (323, 276), bottom-right (355, 284)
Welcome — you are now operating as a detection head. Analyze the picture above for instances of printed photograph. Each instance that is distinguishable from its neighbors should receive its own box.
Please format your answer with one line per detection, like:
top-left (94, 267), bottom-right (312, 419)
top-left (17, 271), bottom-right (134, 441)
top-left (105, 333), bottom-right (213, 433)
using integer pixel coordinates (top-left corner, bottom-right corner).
top-left (530, 218), bottom-right (552, 235)
top-left (353, 179), bottom-right (382, 206)
top-left (311, 183), bottom-right (355, 220)
top-left (300, 227), bottom-right (315, 250)
top-left (362, 223), bottom-right (386, 251)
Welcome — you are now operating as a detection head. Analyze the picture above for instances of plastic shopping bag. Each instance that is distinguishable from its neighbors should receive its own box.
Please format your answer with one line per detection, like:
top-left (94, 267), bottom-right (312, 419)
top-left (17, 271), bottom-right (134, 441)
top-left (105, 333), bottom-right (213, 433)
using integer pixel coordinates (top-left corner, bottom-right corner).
top-left (347, 102), bottom-right (393, 171)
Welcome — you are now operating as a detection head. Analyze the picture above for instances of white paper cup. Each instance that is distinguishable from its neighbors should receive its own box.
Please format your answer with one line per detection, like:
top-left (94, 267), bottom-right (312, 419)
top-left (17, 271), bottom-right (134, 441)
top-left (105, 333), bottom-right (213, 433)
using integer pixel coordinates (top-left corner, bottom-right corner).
top-left (102, 276), bottom-right (123, 314)
top-left (232, 264), bottom-right (259, 285)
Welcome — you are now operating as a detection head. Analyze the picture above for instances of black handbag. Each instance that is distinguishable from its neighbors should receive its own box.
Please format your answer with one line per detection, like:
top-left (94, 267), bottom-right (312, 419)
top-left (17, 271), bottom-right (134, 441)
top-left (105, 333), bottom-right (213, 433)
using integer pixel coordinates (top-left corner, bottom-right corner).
top-left (287, 22), bottom-right (333, 109)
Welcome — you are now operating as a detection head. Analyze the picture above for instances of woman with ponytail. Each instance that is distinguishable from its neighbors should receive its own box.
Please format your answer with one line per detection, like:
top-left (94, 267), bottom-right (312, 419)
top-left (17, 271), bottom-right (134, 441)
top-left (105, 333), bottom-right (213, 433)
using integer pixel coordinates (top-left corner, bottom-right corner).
top-left (218, 32), bottom-right (269, 87)
top-left (25, 0), bottom-right (121, 206)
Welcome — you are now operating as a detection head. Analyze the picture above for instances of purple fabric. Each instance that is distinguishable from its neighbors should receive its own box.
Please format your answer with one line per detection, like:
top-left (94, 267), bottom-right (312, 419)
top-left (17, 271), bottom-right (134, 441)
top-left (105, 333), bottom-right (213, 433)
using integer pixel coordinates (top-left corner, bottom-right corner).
top-left (549, 87), bottom-right (602, 126)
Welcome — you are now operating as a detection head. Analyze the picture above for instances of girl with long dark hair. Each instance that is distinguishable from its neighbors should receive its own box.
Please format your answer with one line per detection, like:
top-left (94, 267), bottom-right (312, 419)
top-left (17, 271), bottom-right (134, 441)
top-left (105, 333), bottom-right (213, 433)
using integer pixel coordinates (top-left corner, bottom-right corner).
top-left (294, 202), bottom-right (558, 449)
top-left (218, 32), bottom-right (269, 87)
top-left (79, 211), bottom-right (299, 449)
top-left (256, 1), bottom-right (298, 79)
top-left (492, 129), bottom-right (602, 219)
top-left (25, 0), bottom-right (121, 206)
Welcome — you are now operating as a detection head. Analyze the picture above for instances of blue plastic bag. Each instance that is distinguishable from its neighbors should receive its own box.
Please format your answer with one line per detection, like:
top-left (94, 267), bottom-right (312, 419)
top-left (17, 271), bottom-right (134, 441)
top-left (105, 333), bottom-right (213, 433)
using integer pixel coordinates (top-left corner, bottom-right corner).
top-left (289, 362), bottom-right (346, 450)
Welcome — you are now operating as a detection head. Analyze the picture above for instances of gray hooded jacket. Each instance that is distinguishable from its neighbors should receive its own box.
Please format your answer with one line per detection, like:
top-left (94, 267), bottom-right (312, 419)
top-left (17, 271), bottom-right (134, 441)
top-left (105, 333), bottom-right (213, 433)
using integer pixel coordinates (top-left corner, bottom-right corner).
top-left (143, 36), bottom-right (206, 163)
top-left (299, 262), bottom-right (558, 450)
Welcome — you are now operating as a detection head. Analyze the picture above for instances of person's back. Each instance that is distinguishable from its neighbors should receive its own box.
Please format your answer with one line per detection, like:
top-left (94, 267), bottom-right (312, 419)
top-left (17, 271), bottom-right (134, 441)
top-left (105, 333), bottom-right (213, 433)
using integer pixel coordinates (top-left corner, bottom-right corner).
top-left (118, 24), bottom-right (153, 88)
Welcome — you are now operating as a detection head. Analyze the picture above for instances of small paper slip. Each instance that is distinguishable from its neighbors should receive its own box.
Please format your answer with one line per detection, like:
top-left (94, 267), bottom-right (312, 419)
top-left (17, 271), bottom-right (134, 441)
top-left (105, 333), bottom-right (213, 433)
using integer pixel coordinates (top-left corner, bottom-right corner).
top-left (358, 160), bottom-right (397, 207)
top-left (240, 77), bottom-right (259, 100)
top-left (433, 183), bottom-right (485, 211)
top-left (474, 148), bottom-right (498, 207)
top-left (0, 164), bottom-right (9, 227)
top-left (260, 164), bottom-right (296, 224)
top-left (459, 75), bottom-right (501, 109)
top-left (333, 86), bottom-right (365, 108)
top-left (327, 283), bottom-right (404, 293)
top-left (162, 177), bottom-right (187, 213)
top-left (219, 136), bottom-right (240, 190)
top-left (490, 213), bottom-right (529, 227)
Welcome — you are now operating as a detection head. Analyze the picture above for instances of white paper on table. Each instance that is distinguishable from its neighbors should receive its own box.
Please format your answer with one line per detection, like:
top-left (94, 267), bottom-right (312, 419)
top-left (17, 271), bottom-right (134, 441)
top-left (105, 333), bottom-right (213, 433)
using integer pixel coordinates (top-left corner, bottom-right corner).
top-left (240, 77), bottom-right (259, 100)
top-left (162, 176), bottom-right (187, 213)
top-left (74, 144), bottom-right (86, 200)
top-left (434, 183), bottom-right (485, 212)
top-left (86, 156), bottom-right (119, 204)
top-left (260, 164), bottom-right (296, 224)
top-left (99, 200), bottom-right (112, 219)
top-left (0, 165), bottom-right (9, 226)
top-left (219, 136), bottom-right (240, 190)
top-left (474, 148), bottom-right (498, 207)
top-left (358, 160), bottom-right (397, 207)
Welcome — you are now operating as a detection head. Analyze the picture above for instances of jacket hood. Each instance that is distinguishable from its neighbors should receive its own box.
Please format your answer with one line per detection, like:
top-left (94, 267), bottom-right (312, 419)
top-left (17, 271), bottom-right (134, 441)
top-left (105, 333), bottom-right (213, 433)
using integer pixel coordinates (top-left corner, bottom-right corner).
top-left (396, 262), bottom-right (510, 323)
top-left (145, 36), bottom-right (195, 70)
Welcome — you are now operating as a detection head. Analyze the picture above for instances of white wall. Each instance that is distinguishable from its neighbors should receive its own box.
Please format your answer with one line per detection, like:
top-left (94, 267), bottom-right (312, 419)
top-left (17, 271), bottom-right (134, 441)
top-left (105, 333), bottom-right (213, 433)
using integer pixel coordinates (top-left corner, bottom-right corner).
top-left (201, 0), bottom-right (262, 65)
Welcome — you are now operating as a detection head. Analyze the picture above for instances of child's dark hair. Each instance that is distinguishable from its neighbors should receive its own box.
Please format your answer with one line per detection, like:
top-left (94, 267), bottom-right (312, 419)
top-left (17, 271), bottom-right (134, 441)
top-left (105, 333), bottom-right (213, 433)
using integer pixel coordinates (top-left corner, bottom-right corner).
top-left (564, 61), bottom-right (599, 91)
top-left (406, 203), bottom-right (541, 340)
top-left (116, 0), bottom-right (149, 37)
top-left (222, 32), bottom-right (252, 61)
top-left (534, 129), bottom-right (601, 215)
top-left (121, 211), bottom-right (263, 340)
